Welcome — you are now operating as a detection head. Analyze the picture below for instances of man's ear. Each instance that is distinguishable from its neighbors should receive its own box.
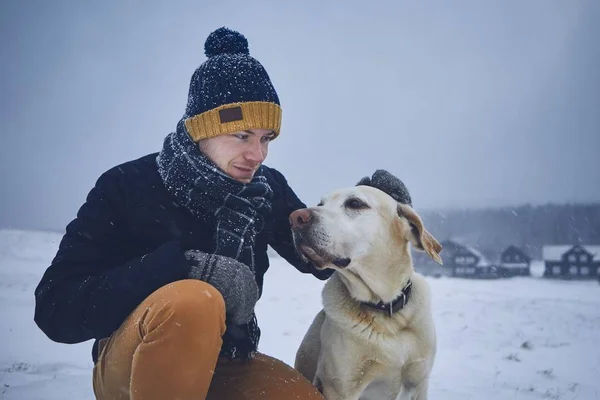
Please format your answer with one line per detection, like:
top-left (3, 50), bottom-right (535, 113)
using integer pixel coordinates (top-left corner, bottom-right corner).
top-left (397, 203), bottom-right (443, 265)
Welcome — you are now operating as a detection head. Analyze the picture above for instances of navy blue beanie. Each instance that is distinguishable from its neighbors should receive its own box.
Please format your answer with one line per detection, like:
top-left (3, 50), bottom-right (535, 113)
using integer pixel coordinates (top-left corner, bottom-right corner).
top-left (182, 27), bottom-right (282, 142)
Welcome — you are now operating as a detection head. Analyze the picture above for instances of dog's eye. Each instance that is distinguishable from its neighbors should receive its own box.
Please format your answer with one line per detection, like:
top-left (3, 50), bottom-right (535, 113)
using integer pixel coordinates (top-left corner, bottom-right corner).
top-left (345, 198), bottom-right (369, 210)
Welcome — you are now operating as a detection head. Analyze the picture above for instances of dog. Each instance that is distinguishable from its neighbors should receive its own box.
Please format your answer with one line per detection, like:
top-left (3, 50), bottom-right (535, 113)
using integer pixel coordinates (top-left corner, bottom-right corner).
top-left (290, 184), bottom-right (442, 400)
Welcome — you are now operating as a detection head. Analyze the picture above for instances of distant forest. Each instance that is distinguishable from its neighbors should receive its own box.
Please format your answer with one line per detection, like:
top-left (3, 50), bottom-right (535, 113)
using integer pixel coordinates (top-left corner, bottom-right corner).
top-left (419, 203), bottom-right (600, 260)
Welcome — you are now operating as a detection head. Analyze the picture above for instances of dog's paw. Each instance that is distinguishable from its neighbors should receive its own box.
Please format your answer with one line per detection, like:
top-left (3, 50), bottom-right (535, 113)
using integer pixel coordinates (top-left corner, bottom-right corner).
top-left (357, 169), bottom-right (412, 206)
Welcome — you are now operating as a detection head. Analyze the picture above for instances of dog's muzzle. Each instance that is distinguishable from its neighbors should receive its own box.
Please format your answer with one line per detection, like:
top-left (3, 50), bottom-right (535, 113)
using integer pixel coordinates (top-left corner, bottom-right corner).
top-left (289, 209), bottom-right (351, 269)
top-left (289, 208), bottom-right (313, 230)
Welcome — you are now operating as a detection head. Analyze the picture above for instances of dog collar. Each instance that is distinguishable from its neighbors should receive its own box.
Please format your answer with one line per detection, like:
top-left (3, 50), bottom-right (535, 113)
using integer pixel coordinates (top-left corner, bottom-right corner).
top-left (361, 280), bottom-right (412, 317)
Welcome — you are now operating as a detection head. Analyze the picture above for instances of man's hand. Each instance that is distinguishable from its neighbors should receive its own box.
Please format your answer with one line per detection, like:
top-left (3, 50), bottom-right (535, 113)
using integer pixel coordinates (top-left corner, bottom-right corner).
top-left (185, 251), bottom-right (259, 325)
top-left (356, 169), bottom-right (412, 206)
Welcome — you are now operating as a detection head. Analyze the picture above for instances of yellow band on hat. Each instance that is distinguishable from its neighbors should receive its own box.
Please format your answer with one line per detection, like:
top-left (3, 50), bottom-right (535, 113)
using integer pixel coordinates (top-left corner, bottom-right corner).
top-left (184, 101), bottom-right (282, 142)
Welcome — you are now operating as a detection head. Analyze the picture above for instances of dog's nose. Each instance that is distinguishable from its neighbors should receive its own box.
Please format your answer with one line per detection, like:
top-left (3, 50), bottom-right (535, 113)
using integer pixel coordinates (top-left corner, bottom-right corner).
top-left (290, 208), bottom-right (312, 228)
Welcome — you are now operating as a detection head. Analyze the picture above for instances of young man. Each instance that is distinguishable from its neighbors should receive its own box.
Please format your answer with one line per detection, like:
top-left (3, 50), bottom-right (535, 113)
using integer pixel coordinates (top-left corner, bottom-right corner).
top-left (34, 27), bottom-right (331, 399)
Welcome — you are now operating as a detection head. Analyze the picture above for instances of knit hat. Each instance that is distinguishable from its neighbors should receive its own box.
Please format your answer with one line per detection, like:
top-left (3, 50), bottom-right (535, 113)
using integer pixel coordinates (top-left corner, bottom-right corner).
top-left (182, 27), bottom-right (282, 142)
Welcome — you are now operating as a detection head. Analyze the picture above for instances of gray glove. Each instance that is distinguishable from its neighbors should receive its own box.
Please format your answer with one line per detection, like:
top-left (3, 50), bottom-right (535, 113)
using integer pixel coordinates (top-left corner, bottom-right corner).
top-left (356, 169), bottom-right (412, 206)
top-left (184, 250), bottom-right (259, 325)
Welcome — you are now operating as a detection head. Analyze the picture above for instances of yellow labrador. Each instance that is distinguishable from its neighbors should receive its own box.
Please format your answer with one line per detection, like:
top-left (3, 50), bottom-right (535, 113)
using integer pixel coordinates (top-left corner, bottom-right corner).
top-left (290, 185), bottom-right (442, 400)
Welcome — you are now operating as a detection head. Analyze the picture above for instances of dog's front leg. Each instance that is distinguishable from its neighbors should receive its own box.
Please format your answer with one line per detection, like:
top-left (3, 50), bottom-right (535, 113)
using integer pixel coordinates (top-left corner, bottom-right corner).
top-left (317, 357), bottom-right (373, 400)
top-left (319, 378), bottom-right (366, 400)
top-left (409, 379), bottom-right (429, 400)
top-left (316, 319), bottom-right (375, 399)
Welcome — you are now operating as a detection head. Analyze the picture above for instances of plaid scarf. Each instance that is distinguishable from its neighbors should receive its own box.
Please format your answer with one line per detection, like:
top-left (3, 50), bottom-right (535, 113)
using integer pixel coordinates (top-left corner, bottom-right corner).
top-left (156, 121), bottom-right (273, 358)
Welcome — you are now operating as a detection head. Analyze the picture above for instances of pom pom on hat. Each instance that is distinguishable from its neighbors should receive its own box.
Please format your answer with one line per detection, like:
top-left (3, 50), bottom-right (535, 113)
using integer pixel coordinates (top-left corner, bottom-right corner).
top-left (204, 27), bottom-right (250, 57)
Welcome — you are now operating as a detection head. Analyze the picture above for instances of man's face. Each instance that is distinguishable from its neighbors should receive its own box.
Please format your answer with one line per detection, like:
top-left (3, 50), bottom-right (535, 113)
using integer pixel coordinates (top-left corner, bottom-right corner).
top-left (198, 128), bottom-right (275, 183)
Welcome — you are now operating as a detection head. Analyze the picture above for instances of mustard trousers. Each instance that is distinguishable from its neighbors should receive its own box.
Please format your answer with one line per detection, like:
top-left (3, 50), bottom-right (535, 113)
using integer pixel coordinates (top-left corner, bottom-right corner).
top-left (92, 279), bottom-right (323, 400)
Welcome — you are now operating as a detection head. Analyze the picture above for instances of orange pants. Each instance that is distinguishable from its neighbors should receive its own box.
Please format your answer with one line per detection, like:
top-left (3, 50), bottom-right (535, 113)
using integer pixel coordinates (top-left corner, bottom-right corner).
top-left (92, 279), bottom-right (323, 400)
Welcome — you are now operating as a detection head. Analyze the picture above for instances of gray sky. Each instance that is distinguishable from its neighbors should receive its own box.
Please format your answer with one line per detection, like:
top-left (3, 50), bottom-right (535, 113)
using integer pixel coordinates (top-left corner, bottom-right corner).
top-left (1, 0), bottom-right (599, 232)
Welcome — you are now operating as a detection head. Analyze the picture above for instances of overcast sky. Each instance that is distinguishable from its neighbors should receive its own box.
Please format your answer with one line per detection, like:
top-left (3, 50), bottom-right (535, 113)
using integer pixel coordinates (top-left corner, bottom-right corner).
top-left (1, 0), bottom-right (599, 232)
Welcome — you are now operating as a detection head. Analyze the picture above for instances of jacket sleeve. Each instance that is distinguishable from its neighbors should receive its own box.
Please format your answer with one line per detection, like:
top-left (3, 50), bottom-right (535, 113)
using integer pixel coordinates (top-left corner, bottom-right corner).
top-left (34, 171), bottom-right (189, 344)
top-left (266, 168), bottom-right (333, 281)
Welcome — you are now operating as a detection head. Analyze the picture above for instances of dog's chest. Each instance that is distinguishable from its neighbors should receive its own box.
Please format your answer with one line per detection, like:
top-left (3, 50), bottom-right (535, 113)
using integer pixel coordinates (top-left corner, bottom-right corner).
top-left (338, 313), bottom-right (416, 367)
top-left (368, 328), bottom-right (416, 367)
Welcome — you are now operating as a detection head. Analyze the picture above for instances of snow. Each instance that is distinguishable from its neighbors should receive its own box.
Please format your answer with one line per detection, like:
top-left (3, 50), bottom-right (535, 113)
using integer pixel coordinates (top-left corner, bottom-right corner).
top-left (543, 246), bottom-right (579, 261)
top-left (543, 245), bottom-right (600, 261)
top-left (1, 229), bottom-right (599, 399)
top-left (463, 245), bottom-right (492, 267)
top-left (501, 262), bottom-right (530, 269)
top-left (439, 239), bottom-right (493, 267)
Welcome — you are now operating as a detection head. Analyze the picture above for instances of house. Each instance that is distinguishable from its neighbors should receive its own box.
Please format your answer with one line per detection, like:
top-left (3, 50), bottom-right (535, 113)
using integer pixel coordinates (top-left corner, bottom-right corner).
top-left (543, 245), bottom-right (600, 279)
top-left (497, 245), bottom-right (531, 277)
top-left (411, 248), bottom-right (451, 278)
top-left (440, 239), bottom-right (500, 279)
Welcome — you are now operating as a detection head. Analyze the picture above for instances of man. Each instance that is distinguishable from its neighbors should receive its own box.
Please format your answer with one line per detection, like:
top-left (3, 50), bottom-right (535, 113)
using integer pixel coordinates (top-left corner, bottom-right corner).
top-left (34, 27), bottom-right (330, 399)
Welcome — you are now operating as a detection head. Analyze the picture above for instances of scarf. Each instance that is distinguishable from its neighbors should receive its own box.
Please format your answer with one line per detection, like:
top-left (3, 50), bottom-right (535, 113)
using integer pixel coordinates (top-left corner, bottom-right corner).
top-left (156, 121), bottom-right (273, 358)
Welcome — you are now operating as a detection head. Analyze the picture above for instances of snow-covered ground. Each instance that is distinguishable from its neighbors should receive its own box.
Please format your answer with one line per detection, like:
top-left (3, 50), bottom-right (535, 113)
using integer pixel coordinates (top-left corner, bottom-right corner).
top-left (1, 228), bottom-right (599, 399)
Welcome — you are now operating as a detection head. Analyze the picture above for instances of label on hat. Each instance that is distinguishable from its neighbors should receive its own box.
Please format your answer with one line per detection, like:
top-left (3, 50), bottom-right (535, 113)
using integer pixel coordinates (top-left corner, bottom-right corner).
top-left (219, 106), bottom-right (244, 123)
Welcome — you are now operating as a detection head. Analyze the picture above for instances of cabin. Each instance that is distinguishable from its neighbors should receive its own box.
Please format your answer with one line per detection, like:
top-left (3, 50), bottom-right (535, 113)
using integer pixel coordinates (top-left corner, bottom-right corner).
top-left (497, 245), bottom-right (531, 277)
top-left (543, 245), bottom-right (600, 279)
top-left (411, 250), bottom-right (449, 278)
top-left (440, 239), bottom-right (499, 279)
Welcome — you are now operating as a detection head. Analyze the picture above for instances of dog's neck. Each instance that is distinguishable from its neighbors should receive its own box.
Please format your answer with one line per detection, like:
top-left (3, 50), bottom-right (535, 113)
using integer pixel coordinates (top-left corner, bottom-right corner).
top-left (337, 246), bottom-right (414, 305)
top-left (361, 279), bottom-right (412, 317)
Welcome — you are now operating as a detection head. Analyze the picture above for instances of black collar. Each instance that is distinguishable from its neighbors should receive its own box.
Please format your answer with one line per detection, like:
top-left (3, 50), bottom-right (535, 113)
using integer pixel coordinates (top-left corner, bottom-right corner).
top-left (361, 280), bottom-right (412, 317)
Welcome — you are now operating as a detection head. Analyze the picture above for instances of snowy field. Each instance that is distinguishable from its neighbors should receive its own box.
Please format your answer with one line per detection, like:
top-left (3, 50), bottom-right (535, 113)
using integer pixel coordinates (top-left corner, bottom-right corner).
top-left (0, 228), bottom-right (599, 399)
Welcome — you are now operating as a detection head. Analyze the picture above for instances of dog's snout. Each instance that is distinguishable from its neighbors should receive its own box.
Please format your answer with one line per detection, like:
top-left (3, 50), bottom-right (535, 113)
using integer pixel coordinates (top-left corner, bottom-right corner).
top-left (290, 208), bottom-right (313, 229)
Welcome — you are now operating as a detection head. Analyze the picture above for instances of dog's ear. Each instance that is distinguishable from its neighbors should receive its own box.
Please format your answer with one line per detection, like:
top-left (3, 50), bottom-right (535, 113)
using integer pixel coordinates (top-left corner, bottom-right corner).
top-left (397, 203), bottom-right (443, 265)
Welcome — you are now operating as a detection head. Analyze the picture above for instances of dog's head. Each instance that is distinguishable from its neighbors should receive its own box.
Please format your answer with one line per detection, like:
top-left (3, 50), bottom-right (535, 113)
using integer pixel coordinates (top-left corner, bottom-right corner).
top-left (290, 185), bottom-right (442, 271)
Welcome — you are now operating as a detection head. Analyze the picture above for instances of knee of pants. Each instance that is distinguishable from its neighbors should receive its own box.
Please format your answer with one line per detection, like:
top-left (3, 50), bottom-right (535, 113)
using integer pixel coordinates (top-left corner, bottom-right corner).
top-left (146, 279), bottom-right (227, 332)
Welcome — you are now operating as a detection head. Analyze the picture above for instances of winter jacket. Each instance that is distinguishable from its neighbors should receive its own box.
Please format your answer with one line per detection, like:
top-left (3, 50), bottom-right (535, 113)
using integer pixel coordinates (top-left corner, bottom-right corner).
top-left (33, 153), bottom-right (331, 362)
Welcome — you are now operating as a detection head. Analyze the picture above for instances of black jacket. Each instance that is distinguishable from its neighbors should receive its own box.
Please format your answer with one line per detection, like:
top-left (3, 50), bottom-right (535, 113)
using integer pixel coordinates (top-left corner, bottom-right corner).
top-left (34, 153), bottom-right (331, 362)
